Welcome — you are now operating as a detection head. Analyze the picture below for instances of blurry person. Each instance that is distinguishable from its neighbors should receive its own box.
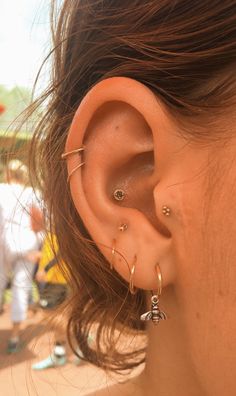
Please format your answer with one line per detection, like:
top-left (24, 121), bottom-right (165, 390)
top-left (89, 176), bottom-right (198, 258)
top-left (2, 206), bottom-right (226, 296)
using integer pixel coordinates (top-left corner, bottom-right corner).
top-left (32, 233), bottom-right (69, 369)
top-left (0, 159), bottom-right (42, 353)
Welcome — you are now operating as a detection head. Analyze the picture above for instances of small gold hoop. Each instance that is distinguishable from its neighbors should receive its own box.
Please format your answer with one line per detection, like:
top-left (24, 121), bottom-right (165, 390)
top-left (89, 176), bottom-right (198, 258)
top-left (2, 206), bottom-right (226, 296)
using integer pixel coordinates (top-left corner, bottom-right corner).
top-left (129, 255), bottom-right (137, 295)
top-left (155, 263), bottom-right (163, 296)
top-left (67, 162), bottom-right (85, 182)
top-left (61, 147), bottom-right (85, 159)
top-left (111, 239), bottom-right (116, 270)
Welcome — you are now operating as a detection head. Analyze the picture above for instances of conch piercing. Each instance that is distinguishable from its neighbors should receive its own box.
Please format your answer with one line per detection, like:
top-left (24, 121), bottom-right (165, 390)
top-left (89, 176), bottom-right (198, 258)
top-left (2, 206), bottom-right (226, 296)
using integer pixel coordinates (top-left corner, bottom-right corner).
top-left (61, 146), bottom-right (85, 182)
top-left (129, 255), bottom-right (137, 295)
top-left (162, 205), bottom-right (171, 216)
top-left (140, 263), bottom-right (167, 325)
top-left (113, 189), bottom-right (125, 201)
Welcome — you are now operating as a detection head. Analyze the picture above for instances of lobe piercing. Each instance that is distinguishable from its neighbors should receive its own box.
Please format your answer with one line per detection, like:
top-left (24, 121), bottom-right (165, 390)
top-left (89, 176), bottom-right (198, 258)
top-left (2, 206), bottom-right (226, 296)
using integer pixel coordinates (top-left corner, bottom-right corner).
top-left (162, 205), bottom-right (171, 216)
top-left (129, 255), bottom-right (137, 295)
top-left (118, 223), bottom-right (128, 232)
top-left (140, 263), bottom-right (167, 325)
top-left (113, 189), bottom-right (125, 201)
top-left (111, 239), bottom-right (116, 270)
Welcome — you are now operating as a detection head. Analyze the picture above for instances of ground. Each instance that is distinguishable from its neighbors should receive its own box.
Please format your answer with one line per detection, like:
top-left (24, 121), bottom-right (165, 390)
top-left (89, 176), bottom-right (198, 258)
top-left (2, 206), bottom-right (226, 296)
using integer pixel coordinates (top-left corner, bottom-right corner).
top-left (0, 305), bottom-right (115, 396)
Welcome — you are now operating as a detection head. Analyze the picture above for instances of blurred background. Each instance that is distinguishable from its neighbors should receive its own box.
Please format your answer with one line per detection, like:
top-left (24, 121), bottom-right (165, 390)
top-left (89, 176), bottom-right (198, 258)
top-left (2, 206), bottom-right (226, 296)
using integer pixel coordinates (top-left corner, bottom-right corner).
top-left (0, 0), bottom-right (50, 178)
top-left (0, 2), bottom-right (116, 394)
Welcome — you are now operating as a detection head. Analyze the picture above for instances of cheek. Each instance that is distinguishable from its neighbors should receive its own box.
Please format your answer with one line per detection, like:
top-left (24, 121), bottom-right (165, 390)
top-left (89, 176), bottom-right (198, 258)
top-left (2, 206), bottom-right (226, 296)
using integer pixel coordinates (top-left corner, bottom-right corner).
top-left (174, 185), bottom-right (236, 395)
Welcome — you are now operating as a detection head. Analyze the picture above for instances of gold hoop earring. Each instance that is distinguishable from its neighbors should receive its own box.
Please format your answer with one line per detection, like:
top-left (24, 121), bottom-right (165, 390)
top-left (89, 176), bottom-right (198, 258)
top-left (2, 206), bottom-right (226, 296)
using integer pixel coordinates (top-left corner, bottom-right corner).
top-left (111, 239), bottom-right (116, 270)
top-left (61, 147), bottom-right (85, 159)
top-left (61, 146), bottom-right (85, 182)
top-left (67, 162), bottom-right (85, 182)
top-left (140, 263), bottom-right (167, 325)
top-left (129, 255), bottom-right (137, 295)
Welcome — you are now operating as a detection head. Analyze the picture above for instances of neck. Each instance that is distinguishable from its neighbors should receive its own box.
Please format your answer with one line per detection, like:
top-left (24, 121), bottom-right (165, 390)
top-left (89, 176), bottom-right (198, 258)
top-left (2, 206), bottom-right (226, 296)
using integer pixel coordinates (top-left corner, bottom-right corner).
top-left (139, 286), bottom-right (205, 396)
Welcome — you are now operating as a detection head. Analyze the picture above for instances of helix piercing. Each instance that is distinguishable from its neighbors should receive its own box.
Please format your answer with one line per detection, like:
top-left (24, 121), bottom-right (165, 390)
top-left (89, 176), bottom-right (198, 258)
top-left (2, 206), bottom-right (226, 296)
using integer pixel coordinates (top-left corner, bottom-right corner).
top-left (67, 162), bottom-right (85, 182)
top-left (113, 189), bottom-right (125, 201)
top-left (129, 255), bottom-right (137, 295)
top-left (162, 205), bottom-right (171, 216)
top-left (61, 147), bottom-right (85, 159)
top-left (140, 263), bottom-right (167, 325)
top-left (61, 146), bottom-right (85, 182)
top-left (111, 239), bottom-right (116, 270)
top-left (118, 223), bottom-right (128, 232)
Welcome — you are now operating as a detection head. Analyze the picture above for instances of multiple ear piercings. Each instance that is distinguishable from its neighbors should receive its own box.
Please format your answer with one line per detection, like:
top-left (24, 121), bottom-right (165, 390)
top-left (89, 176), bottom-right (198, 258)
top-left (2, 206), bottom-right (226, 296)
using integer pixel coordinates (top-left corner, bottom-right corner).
top-left (62, 146), bottom-right (168, 324)
top-left (61, 146), bottom-right (85, 182)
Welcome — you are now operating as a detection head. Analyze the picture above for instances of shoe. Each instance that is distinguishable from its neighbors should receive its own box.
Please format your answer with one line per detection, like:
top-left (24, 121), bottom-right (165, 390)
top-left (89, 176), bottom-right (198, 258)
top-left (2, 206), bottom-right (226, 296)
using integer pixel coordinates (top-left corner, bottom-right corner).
top-left (32, 354), bottom-right (67, 370)
top-left (7, 339), bottom-right (23, 354)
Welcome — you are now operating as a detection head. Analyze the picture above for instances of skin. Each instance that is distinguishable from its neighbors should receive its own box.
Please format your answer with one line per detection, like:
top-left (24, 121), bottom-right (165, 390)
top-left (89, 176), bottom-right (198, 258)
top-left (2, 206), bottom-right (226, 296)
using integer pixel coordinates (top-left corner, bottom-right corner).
top-left (64, 77), bottom-right (236, 396)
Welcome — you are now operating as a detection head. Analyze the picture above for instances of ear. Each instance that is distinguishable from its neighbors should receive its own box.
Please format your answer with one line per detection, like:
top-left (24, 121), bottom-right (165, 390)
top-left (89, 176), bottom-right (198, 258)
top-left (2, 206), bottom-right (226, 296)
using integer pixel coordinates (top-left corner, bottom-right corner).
top-left (64, 77), bottom-right (177, 291)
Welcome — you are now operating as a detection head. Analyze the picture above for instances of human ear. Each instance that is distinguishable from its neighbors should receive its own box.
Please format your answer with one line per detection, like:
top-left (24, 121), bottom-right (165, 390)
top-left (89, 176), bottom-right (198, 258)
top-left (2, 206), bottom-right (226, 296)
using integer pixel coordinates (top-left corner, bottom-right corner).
top-left (64, 77), bottom-right (176, 292)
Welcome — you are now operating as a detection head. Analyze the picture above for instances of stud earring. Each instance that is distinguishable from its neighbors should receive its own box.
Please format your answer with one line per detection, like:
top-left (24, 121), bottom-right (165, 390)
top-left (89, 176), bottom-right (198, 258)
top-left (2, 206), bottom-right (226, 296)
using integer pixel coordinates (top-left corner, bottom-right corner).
top-left (118, 223), bottom-right (128, 232)
top-left (140, 263), bottom-right (167, 325)
top-left (61, 146), bottom-right (85, 182)
top-left (129, 255), bottom-right (137, 295)
top-left (113, 189), bottom-right (125, 201)
top-left (162, 205), bottom-right (171, 216)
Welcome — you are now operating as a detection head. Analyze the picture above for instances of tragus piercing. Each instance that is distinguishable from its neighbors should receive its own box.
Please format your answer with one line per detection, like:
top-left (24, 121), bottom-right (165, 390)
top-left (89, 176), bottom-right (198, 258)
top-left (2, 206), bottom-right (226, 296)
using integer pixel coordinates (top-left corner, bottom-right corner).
top-left (113, 189), bottom-right (125, 201)
top-left (129, 255), bottom-right (137, 295)
top-left (162, 205), bottom-right (171, 216)
top-left (118, 223), bottom-right (128, 232)
top-left (140, 263), bottom-right (167, 325)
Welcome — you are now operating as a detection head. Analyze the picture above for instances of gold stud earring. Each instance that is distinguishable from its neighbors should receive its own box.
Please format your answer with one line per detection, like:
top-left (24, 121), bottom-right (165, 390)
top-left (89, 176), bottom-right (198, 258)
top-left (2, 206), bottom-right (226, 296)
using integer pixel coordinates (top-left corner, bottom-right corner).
top-left (113, 189), bottom-right (125, 201)
top-left (162, 205), bottom-right (171, 216)
top-left (129, 255), bottom-right (137, 295)
top-left (118, 223), bottom-right (128, 232)
top-left (140, 263), bottom-right (167, 325)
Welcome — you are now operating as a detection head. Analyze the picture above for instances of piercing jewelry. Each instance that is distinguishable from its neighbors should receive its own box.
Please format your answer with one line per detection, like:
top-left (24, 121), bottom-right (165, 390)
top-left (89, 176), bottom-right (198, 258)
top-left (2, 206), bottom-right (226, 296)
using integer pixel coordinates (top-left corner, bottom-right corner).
top-left (118, 223), bottom-right (128, 232)
top-left (61, 146), bottom-right (85, 182)
top-left (140, 263), bottom-right (167, 325)
top-left (111, 239), bottom-right (116, 270)
top-left (129, 255), bottom-right (137, 295)
top-left (162, 205), bottom-right (171, 216)
top-left (61, 147), bottom-right (85, 159)
top-left (113, 189), bottom-right (125, 201)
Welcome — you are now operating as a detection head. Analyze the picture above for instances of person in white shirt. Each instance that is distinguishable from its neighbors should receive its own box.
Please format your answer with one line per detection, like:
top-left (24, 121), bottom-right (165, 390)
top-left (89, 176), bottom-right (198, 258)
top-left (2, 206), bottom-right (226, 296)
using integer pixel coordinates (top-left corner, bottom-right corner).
top-left (0, 159), bottom-right (42, 353)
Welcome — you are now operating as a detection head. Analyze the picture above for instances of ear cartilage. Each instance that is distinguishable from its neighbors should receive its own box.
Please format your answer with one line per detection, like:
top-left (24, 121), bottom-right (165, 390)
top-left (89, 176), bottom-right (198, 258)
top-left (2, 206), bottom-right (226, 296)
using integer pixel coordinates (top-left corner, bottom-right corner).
top-left (113, 189), bottom-right (125, 201)
top-left (118, 223), bottom-right (128, 232)
top-left (162, 205), bottom-right (171, 216)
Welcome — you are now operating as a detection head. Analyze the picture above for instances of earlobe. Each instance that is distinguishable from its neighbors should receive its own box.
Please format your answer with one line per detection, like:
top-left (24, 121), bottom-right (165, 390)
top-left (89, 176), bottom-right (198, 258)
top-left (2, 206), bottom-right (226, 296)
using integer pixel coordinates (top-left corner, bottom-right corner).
top-left (64, 77), bottom-right (176, 292)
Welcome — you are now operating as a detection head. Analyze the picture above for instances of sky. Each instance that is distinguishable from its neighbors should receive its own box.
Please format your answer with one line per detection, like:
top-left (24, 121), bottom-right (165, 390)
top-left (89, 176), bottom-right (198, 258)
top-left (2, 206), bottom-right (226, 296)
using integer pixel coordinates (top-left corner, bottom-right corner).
top-left (0, 0), bottom-right (51, 90)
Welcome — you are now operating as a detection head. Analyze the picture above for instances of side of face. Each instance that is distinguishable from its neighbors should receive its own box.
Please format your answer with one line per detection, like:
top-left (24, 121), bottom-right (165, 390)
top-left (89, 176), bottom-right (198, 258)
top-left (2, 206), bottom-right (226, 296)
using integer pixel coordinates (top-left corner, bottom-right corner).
top-left (64, 77), bottom-right (236, 395)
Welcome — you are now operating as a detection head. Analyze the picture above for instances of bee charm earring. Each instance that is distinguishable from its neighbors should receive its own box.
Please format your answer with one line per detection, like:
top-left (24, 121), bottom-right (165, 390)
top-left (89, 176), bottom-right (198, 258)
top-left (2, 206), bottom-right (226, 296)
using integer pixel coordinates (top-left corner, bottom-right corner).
top-left (140, 263), bottom-right (167, 325)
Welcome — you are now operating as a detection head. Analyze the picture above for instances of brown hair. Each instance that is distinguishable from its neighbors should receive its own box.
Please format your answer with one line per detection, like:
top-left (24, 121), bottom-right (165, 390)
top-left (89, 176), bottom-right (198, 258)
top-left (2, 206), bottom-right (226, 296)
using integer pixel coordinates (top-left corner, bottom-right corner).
top-left (28, 0), bottom-right (236, 372)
